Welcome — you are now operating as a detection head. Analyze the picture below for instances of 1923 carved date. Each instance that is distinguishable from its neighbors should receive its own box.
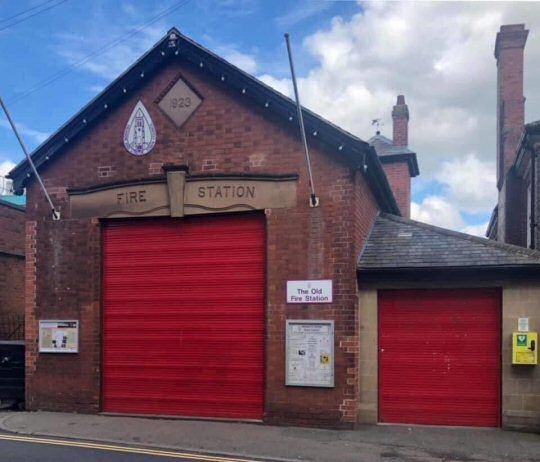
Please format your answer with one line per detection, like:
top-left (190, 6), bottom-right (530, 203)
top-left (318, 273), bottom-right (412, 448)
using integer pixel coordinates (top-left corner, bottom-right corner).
top-left (170, 97), bottom-right (191, 109)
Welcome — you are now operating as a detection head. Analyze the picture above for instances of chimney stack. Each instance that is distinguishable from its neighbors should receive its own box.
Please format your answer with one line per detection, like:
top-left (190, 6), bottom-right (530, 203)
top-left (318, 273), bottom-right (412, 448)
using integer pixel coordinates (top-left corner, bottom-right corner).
top-left (392, 95), bottom-right (409, 147)
top-left (494, 24), bottom-right (528, 187)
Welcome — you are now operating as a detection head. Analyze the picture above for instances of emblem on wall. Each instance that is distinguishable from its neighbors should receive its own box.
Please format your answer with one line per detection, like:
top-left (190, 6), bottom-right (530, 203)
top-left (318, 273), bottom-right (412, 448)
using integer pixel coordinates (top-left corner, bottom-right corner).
top-left (123, 101), bottom-right (157, 156)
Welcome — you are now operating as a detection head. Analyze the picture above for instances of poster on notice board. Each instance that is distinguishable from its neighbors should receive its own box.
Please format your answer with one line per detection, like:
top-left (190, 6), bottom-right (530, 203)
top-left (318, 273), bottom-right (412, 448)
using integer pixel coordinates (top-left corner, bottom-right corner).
top-left (286, 320), bottom-right (334, 388)
top-left (39, 320), bottom-right (79, 353)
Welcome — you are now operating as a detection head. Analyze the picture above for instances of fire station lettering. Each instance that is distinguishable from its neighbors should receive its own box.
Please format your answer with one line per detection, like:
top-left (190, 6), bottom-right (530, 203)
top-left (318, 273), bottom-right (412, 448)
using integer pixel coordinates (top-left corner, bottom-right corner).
top-left (197, 185), bottom-right (255, 200)
top-left (70, 183), bottom-right (169, 219)
top-left (116, 190), bottom-right (147, 205)
top-left (69, 176), bottom-right (297, 218)
top-left (184, 179), bottom-right (296, 215)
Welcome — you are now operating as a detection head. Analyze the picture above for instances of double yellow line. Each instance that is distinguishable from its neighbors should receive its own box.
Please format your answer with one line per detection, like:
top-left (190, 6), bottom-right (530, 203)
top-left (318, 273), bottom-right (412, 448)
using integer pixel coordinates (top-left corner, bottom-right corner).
top-left (0, 434), bottom-right (262, 461)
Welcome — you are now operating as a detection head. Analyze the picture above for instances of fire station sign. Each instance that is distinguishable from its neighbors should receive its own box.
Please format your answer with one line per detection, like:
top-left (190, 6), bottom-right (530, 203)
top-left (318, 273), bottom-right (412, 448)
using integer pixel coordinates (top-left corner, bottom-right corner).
top-left (69, 174), bottom-right (297, 219)
top-left (286, 280), bottom-right (333, 303)
top-left (286, 320), bottom-right (334, 388)
top-left (39, 320), bottom-right (79, 354)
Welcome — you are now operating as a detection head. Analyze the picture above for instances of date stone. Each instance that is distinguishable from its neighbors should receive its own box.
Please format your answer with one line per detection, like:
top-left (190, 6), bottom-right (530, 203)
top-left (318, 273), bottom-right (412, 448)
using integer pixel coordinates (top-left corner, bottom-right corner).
top-left (158, 78), bottom-right (202, 128)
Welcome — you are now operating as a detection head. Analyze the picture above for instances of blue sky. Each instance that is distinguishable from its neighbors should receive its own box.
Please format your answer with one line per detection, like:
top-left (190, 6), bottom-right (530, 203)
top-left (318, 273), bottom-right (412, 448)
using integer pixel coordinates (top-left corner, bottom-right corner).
top-left (2, 1), bottom-right (540, 236)
top-left (0, 0), bottom-right (357, 164)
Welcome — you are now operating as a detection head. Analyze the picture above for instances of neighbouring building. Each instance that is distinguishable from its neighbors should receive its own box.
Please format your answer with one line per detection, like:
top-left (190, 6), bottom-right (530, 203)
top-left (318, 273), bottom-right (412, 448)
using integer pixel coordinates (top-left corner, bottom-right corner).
top-left (8, 28), bottom-right (540, 430)
top-left (0, 195), bottom-right (25, 339)
top-left (487, 24), bottom-right (540, 251)
top-left (368, 95), bottom-right (419, 218)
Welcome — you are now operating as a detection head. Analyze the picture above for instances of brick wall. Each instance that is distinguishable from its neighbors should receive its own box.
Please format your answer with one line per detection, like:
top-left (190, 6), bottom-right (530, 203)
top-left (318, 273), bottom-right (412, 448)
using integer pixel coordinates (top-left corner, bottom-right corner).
top-left (502, 282), bottom-right (540, 431)
top-left (382, 162), bottom-right (410, 217)
top-left (25, 59), bottom-right (380, 426)
top-left (495, 25), bottom-right (528, 186)
top-left (0, 202), bottom-right (25, 318)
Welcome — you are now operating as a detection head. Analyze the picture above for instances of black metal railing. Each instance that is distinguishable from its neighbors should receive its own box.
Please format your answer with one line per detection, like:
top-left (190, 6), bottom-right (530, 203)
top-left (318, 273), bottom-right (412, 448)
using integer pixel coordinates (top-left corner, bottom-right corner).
top-left (0, 314), bottom-right (24, 341)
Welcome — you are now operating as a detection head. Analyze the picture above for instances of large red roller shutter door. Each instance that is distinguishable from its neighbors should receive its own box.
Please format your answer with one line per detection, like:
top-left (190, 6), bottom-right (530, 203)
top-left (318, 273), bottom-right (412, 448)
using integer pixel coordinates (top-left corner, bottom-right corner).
top-left (379, 288), bottom-right (501, 427)
top-left (102, 214), bottom-right (265, 419)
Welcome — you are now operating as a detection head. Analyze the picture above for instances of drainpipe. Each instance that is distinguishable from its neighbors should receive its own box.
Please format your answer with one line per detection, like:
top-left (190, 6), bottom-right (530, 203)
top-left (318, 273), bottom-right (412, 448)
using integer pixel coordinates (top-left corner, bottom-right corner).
top-left (531, 143), bottom-right (538, 249)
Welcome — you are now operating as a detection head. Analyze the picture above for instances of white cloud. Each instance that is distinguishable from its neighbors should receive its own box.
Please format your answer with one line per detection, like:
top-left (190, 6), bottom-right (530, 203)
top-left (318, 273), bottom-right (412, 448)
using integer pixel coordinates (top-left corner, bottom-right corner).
top-left (256, 2), bottom-right (540, 230)
top-left (462, 222), bottom-right (490, 238)
top-left (54, 24), bottom-right (165, 81)
top-left (0, 160), bottom-right (15, 177)
top-left (411, 196), bottom-right (488, 237)
top-left (435, 153), bottom-right (497, 213)
top-left (0, 120), bottom-right (49, 145)
top-left (257, 74), bottom-right (292, 97)
top-left (221, 48), bottom-right (258, 74)
top-left (411, 196), bottom-right (464, 230)
top-left (276, 1), bottom-right (333, 28)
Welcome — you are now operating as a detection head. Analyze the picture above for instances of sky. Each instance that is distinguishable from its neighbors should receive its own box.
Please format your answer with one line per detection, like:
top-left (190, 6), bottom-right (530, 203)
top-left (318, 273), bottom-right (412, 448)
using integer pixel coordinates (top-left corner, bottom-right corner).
top-left (1, 1), bottom-right (540, 236)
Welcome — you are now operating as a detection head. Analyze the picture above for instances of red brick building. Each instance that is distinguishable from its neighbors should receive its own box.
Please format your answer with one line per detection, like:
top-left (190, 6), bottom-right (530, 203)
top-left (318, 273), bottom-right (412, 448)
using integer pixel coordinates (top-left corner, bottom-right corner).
top-left (487, 24), bottom-right (540, 251)
top-left (8, 28), bottom-right (540, 430)
top-left (0, 197), bottom-right (25, 339)
top-left (368, 95), bottom-right (419, 218)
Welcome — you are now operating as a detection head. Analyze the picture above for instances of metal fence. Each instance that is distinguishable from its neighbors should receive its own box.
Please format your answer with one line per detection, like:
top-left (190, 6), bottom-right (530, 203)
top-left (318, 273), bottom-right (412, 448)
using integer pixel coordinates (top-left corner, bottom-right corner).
top-left (0, 314), bottom-right (24, 341)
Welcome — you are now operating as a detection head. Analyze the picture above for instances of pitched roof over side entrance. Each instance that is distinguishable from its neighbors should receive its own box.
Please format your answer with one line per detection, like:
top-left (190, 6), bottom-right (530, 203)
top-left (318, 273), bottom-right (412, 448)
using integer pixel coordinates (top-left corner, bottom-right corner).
top-left (8, 28), bottom-right (399, 215)
top-left (359, 213), bottom-right (540, 274)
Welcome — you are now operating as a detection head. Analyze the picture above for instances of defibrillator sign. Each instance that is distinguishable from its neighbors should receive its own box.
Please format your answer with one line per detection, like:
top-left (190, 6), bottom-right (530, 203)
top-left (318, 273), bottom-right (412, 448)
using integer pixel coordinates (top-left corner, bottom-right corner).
top-left (512, 332), bottom-right (538, 365)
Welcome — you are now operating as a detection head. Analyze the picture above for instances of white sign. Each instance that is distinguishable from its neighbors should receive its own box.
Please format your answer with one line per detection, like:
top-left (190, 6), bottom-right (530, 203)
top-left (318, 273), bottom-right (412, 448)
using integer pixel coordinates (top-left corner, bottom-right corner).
top-left (39, 320), bottom-right (79, 353)
top-left (518, 317), bottom-right (530, 332)
top-left (123, 101), bottom-right (157, 156)
top-left (286, 320), bottom-right (334, 388)
top-left (286, 280), bottom-right (332, 303)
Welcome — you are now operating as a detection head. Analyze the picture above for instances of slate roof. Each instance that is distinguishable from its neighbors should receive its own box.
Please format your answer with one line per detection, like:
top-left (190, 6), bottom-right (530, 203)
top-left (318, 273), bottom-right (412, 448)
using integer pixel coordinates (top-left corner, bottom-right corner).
top-left (358, 213), bottom-right (540, 271)
top-left (368, 134), bottom-right (419, 177)
top-left (8, 28), bottom-right (399, 215)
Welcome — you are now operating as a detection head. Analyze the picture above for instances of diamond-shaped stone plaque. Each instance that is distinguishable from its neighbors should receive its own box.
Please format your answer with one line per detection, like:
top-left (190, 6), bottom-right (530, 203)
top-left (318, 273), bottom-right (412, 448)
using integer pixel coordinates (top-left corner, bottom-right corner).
top-left (158, 78), bottom-right (202, 128)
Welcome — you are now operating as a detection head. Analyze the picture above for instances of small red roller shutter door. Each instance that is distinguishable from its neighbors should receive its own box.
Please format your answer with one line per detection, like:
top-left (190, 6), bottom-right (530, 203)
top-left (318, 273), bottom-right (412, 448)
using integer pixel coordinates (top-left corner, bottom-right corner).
top-left (102, 214), bottom-right (265, 419)
top-left (379, 288), bottom-right (501, 427)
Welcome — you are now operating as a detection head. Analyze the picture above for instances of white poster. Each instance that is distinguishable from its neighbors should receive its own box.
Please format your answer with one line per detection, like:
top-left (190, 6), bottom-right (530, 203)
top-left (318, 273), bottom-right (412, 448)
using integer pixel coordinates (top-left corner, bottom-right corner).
top-left (39, 320), bottom-right (79, 353)
top-left (518, 318), bottom-right (529, 332)
top-left (286, 320), bottom-right (334, 388)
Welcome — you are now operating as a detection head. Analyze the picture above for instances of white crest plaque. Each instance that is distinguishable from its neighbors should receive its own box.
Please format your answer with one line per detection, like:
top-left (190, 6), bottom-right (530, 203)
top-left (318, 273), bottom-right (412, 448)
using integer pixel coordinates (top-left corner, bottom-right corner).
top-left (123, 101), bottom-right (156, 156)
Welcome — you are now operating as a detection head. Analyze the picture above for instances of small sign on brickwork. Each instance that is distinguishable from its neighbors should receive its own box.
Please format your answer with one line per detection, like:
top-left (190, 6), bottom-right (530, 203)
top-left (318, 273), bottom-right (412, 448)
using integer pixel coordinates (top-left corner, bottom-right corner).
top-left (158, 77), bottom-right (202, 128)
top-left (518, 317), bottom-right (529, 332)
top-left (286, 280), bottom-right (332, 303)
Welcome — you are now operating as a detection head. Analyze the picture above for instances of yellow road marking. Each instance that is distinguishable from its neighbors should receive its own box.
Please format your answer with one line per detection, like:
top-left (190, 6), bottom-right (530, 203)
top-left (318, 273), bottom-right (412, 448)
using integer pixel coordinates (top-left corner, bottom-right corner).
top-left (0, 434), bottom-right (262, 461)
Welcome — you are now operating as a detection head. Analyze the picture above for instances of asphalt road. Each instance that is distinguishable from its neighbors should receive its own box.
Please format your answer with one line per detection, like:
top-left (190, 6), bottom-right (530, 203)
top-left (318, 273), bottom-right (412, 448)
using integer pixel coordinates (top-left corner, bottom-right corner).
top-left (0, 434), bottom-right (268, 462)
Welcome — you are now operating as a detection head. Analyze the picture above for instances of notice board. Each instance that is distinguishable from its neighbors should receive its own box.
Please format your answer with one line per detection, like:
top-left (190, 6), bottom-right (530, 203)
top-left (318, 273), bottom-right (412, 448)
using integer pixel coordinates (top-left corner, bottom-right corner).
top-left (286, 320), bottom-right (334, 387)
top-left (39, 320), bottom-right (79, 353)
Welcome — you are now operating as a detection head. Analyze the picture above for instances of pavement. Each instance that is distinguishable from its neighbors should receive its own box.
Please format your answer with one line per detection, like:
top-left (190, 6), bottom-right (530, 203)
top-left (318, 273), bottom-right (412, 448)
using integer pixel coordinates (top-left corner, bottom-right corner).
top-left (0, 411), bottom-right (539, 462)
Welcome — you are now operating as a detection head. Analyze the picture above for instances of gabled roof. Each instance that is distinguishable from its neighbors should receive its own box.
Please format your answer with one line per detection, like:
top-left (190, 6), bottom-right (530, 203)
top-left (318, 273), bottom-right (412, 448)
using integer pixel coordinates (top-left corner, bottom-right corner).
top-left (368, 133), bottom-right (419, 177)
top-left (514, 119), bottom-right (540, 171)
top-left (8, 28), bottom-right (400, 215)
top-left (358, 213), bottom-right (540, 273)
